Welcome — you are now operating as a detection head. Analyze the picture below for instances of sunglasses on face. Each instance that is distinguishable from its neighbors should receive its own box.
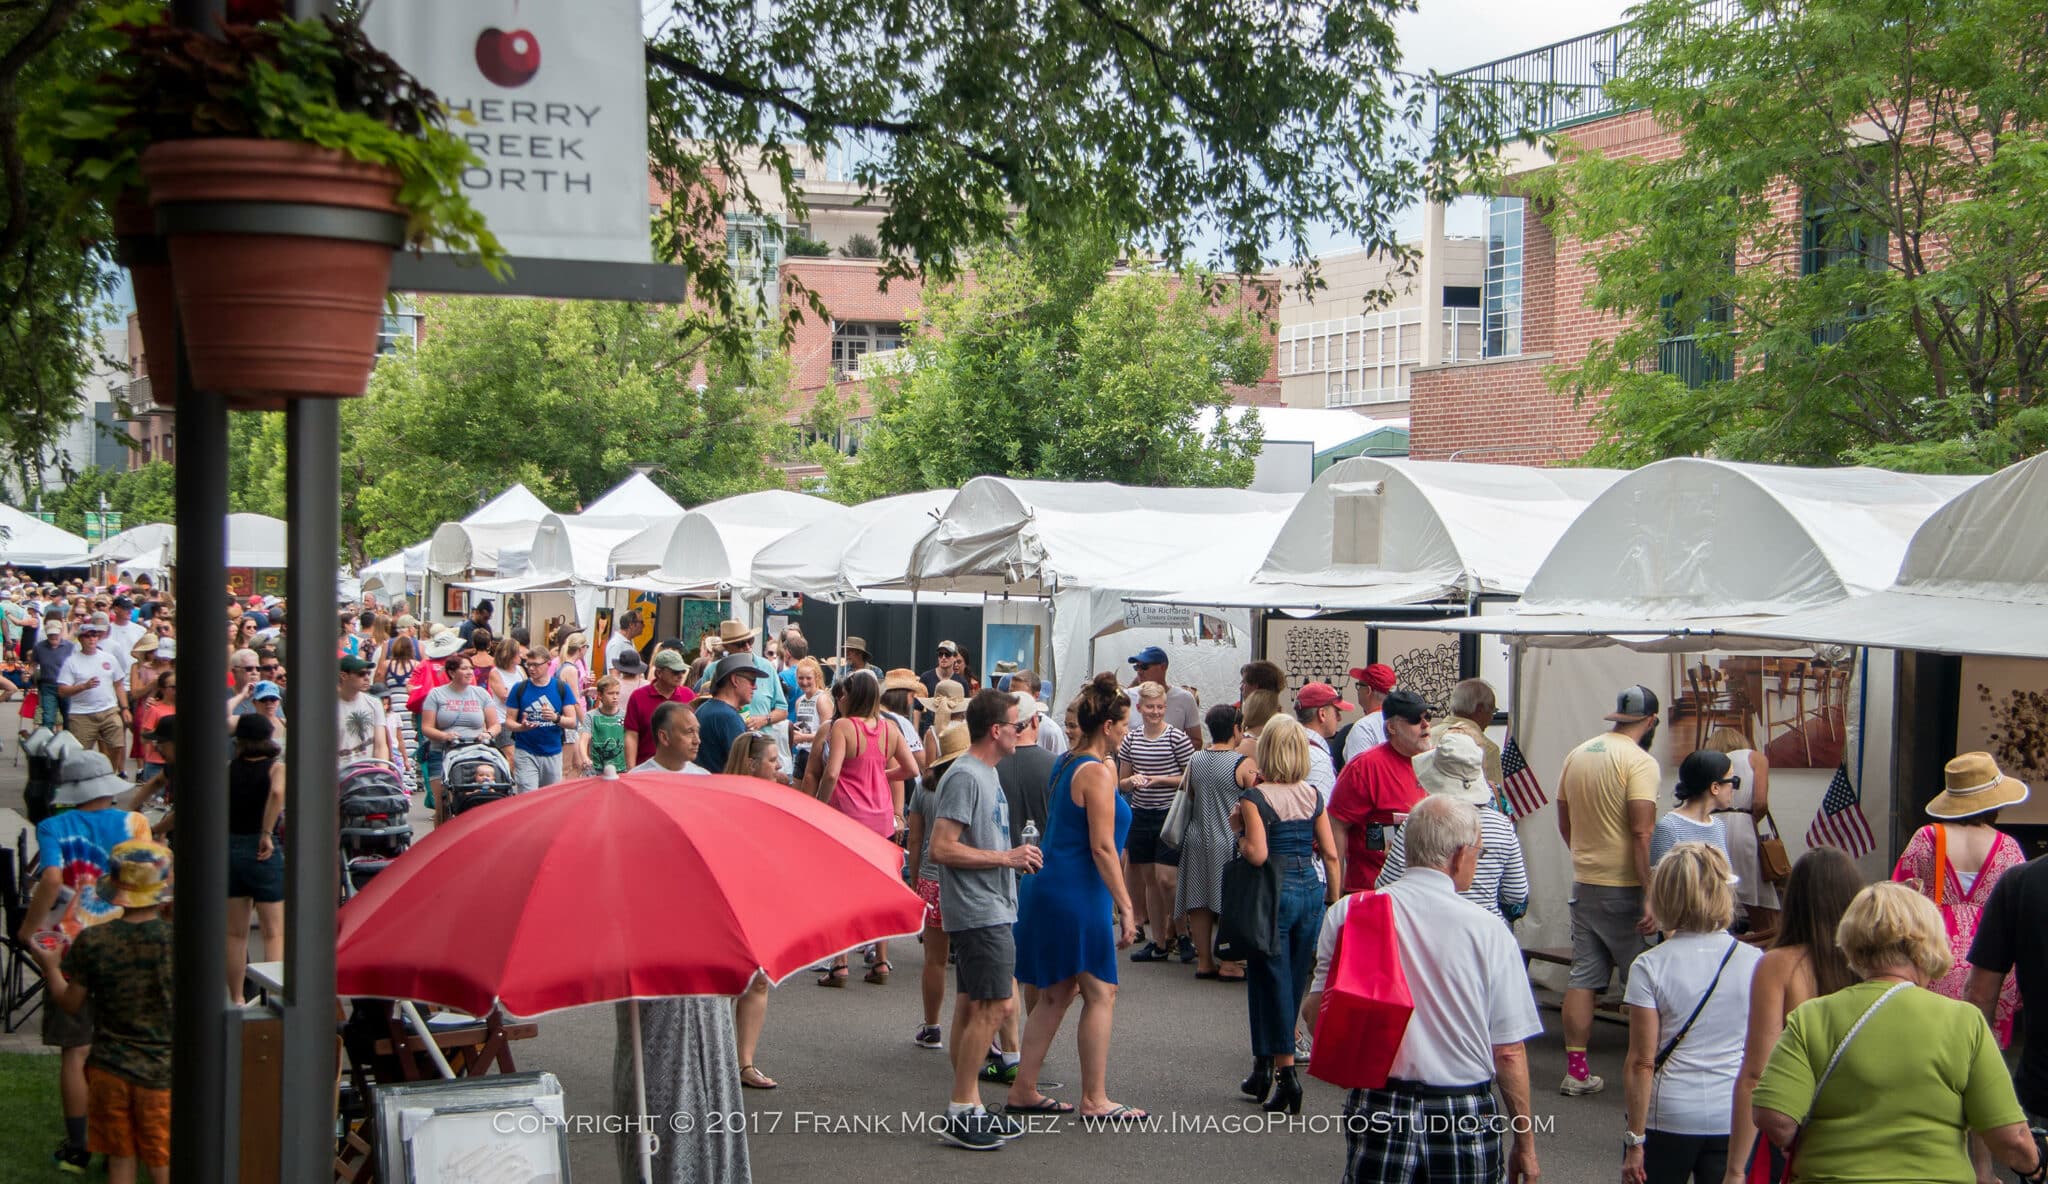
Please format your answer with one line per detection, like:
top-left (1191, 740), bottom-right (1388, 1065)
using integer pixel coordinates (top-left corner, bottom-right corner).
top-left (1715, 776), bottom-right (1744, 791)
top-left (237, 664), bottom-right (259, 673)
top-left (260, 663), bottom-right (281, 672)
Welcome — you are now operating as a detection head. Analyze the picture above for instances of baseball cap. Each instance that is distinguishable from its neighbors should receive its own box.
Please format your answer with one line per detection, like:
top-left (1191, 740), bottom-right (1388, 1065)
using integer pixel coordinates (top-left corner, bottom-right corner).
top-left (339, 656), bottom-right (374, 674)
top-left (1605, 684), bottom-right (1661, 723)
top-left (1381, 689), bottom-right (1430, 724)
top-left (651, 649), bottom-right (688, 674)
top-left (1296, 683), bottom-right (1356, 712)
top-left (251, 681), bottom-right (283, 702)
top-left (1127, 645), bottom-right (1169, 667)
top-left (156, 637), bottom-right (177, 661)
top-left (1349, 663), bottom-right (1397, 693)
top-left (935, 639), bottom-right (960, 657)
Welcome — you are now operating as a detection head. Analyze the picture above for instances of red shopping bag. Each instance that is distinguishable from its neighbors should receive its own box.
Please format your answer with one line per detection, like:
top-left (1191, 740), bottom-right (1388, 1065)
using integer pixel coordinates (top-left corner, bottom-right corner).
top-left (1308, 890), bottom-right (1413, 1090)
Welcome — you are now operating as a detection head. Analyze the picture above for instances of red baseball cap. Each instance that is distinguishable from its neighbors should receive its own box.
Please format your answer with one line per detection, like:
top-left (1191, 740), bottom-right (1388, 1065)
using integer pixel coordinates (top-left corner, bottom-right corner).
top-left (1349, 663), bottom-right (1397, 693)
top-left (1296, 683), bottom-right (1356, 712)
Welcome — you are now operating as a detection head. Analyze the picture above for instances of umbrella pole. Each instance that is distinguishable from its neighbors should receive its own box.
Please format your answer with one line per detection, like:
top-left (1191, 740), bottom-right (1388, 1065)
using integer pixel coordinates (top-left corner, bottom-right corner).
top-left (397, 1000), bottom-right (456, 1080)
top-left (631, 998), bottom-right (654, 1184)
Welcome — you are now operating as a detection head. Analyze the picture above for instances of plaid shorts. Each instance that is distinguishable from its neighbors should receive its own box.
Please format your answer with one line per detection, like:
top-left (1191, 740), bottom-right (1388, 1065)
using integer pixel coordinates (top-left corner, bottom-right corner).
top-left (1342, 1081), bottom-right (1504, 1184)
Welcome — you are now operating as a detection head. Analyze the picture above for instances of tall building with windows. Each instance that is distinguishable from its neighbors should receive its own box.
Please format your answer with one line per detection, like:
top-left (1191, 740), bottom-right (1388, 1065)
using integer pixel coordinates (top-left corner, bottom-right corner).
top-left (1274, 238), bottom-right (1484, 416)
top-left (1403, 17), bottom-right (1793, 464)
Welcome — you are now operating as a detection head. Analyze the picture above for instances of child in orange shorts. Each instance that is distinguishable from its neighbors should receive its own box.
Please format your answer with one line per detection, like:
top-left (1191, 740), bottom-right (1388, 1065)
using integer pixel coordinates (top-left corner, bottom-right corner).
top-left (34, 839), bottom-right (174, 1183)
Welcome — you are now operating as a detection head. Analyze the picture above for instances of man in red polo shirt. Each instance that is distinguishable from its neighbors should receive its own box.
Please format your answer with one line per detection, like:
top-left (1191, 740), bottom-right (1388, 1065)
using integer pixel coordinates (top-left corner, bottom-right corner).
top-left (1327, 689), bottom-right (1432, 893)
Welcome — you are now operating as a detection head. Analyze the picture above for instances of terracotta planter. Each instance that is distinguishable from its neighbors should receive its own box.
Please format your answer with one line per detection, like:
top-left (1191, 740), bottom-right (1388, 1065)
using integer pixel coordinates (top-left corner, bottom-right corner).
top-left (139, 139), bottom-right (407, 408)
top-left (113, 194), bottom-right (180, 406)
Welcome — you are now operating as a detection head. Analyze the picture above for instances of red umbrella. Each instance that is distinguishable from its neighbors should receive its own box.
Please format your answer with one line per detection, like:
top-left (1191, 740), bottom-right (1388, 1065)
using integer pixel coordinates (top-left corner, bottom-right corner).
top-left (336, 771), bottom-right (923, 1017)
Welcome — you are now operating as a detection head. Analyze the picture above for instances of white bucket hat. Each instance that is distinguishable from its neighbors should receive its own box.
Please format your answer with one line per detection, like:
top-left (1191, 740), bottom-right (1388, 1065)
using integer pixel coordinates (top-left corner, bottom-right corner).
top-left (1412, 732), bottom-right (1492, 807)
top-left (52, 749), bottom-right (129, 807)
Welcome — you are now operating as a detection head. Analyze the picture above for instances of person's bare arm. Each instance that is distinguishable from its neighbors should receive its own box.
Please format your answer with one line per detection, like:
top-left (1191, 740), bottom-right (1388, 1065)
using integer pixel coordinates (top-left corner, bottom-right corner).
top-left (1750, 751), bottom-right (1771, 817)
top-left (884, 726), bottom-right (918, 785)
top-left (1078, 761), bottom-right (1137, 946)
top-left (1237, 799), bottom-right (1270, 866)
top-left (257, 762), bottom-right (286, 859)
top-left (1982, 1121), bottom-right (2044, 1177)
top-left (373, 717), bottom-right (391, 762)
top-left (31, 948), bottom-right (88, 1014)
top-left (1557, 796), bottom-right (1572, 846)
top-left (1629, 797), bottom-right (1657, 932)
top-left (1965, 967), bottom-right (2004, 1029)
top-left (1724, 954), bottom-right (1790, 1182)
top-left (1623, 1006), bottom-right (1660, 1184)
top-left (1755, 1107), bottom-right (1799, 1150)
top-left (905, 812), bottom-right (929, 884)
top-left (17, 867), bottom-right (61, 942)
top-left (1493, 1041), bottom-right (1541, 1183)
top-left (818, 718), bottom-right (853, 801)
top-left (1314, 813), bottom-right (1341, 903)
top-left (624, 728), bottom-right (639, 770)
top-left (929, 818), bottom-right (1040, 872)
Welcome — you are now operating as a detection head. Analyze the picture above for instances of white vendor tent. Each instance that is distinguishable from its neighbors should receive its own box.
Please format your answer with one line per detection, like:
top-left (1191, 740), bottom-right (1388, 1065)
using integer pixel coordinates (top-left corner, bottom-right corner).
top-left (1129, 458), bottom-right (1623, 612)
top-left (1406, 459), bottom-right (1981, 648)
top-left (85, 522), bottom-right (173, 577)
top-left (1740, 452), bottom-right (2048, 659)
top-left (357, 542), bottom-right (427, 600)
top-left (222, 514), bottom-right (289, 570)
top-left (611, 491), bottom-right (844, 595)
top-left (362, 482), bottom-right (553, 600)
top-left (905, 478), bottom-right (1301, 699)
top-left (748, 490), bottom-right (959, 603)
top-left (0, 504), bottom-right (89, 568)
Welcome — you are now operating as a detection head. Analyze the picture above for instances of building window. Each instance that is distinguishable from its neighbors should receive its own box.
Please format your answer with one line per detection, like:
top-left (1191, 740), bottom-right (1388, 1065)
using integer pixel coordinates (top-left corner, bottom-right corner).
top-left (377, 302), bottom-right (421, 355)
top-left (1442, 285), bottom-right (1481, 309)
top-left (1658, 291), bottom-right (1734, 389)
top-left (831, 322), bottom-right (905, 379)
top-left (1484, 197), bottom-right (1524, 357)
top-left (1802, 185), bottom-right (1886, 345)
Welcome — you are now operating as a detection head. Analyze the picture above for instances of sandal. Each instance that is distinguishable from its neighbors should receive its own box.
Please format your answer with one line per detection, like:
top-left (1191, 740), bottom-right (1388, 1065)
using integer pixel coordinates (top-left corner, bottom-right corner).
top-left (1004, 1096), bottom-right (1074, 1114)
top-left (817, 966), bottom-right (849, 988)
top-left (864, 959), bottom-right (892, 985)
top-left (1081, 1104), bottom-right (1148, 1125)
top-left (739, 1065), bottom-right (778, 1090)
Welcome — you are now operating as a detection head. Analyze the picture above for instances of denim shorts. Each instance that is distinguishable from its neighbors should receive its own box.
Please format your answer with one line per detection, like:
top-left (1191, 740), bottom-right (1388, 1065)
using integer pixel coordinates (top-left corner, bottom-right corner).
top-left (228, 834), bottom-right (285, 903)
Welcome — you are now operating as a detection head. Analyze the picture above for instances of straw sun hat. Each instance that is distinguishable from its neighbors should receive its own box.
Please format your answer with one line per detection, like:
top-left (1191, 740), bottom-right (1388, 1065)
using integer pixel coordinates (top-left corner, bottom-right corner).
top-left (1925, 752), bottom-right (2030, 820)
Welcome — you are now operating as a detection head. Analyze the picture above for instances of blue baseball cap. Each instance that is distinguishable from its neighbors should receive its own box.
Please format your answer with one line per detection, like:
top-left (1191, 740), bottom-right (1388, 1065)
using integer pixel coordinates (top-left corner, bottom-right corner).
top-left (252, 681), bottom-right (283, 702)
top-left (1127, 646), bottom-right (1169, 667)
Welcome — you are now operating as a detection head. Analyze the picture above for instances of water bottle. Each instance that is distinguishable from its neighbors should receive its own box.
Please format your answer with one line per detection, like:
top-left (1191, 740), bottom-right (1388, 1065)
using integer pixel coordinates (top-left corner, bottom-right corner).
top-left (1020, 821), bottom-right (1040, 874)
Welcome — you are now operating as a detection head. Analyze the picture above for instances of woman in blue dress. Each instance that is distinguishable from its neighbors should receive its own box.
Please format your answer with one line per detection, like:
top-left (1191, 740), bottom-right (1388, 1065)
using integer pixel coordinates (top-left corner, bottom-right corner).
top-left (1008, 672), bottom-right (1146, 1122)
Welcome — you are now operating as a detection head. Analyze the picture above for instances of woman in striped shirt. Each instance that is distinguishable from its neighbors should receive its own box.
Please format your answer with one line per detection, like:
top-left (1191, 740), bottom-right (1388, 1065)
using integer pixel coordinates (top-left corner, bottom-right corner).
top-left (1119, 680), bottom-right (1197, 962)
top-left (1377, 732), bottom-right (1530, 924)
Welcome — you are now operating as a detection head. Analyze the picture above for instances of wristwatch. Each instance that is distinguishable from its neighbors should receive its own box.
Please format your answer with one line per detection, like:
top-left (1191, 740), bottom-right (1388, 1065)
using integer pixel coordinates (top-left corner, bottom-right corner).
top-left (1621, 1130), bottom-right (1646, 1150)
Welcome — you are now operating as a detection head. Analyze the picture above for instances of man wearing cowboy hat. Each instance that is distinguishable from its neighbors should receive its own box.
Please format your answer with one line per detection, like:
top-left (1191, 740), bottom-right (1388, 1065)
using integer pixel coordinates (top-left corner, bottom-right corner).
top-left (695, 620), bottom-right (788, 731)
top-left (830, 635), bottom-right (873, 679)
top-left (697, 654), bottom-right (761, 777)
top-left (33, 838), bottom-right (176, 1184)
top-left (1377, 732), bottom-right (1530, 923)
top-left (18, 748), bottom-right (151, 1173)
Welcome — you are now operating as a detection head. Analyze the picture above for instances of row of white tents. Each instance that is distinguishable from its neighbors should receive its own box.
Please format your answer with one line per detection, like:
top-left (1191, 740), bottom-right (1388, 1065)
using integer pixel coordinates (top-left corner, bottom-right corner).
top-left (0, 506), bottom-right (294, 575)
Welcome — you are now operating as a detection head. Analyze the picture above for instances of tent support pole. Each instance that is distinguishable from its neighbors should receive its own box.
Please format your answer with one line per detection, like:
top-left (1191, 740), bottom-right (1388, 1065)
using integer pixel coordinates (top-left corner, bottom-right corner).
top-left (909, 584), bottom-right (919, 668)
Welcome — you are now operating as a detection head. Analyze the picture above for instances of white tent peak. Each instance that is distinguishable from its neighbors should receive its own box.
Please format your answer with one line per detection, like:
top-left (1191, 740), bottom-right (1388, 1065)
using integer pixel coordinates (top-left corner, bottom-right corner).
top-left (748, 489), bottom-right (956, 603)
top-left (583, 473), bottom-right (682, 518)
top-left (1520, 458), bottom-right (1979, 620)
top-left (1197, 405), bottom-right (1406, 455)
top-left (467, 483), bottom-right (551, 525)
top-left (644, 490), bottom-right (842, 589)
top-left (0, 504), bottom-right (90, 568)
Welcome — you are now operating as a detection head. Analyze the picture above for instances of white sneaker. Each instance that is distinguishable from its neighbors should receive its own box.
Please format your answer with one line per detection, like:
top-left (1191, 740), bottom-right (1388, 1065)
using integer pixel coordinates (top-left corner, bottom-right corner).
top-left (1559, 1073), bottom-right (1605, 1096)
top-left (1294, 1031), bottom-right (1313, 1066)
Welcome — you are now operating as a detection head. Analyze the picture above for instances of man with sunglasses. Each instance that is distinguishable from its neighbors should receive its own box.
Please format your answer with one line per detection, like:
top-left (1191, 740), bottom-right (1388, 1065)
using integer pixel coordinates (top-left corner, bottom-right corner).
top-left (503, 645), bottom-right (580, 791)
top-left (226, 647), bottom-right (263, 723)
top-left (336, 656), bottom-right (390, 767)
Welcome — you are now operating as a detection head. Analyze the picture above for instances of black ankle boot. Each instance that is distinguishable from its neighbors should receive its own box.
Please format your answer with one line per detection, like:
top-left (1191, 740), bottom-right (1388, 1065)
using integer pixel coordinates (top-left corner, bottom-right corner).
top-left (1262, 1065), bottom-right (1303, 1115)
top-left (1239, 1055), bottom-right (1273, 1101)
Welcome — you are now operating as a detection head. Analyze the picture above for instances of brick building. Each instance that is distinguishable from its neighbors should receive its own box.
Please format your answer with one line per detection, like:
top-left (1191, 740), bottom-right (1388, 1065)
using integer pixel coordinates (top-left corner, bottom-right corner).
top-left (1405, 28), bottom-right (1697, 464)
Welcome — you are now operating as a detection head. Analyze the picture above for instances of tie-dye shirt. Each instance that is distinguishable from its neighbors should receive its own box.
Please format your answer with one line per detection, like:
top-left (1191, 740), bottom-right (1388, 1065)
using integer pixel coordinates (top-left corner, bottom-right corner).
top-left (35, 806), bottom-right (151, 934)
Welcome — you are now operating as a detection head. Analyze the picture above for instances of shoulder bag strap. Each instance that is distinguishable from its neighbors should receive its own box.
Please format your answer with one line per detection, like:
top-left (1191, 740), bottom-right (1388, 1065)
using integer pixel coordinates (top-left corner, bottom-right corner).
top-left (1932, 824), bottom-right (1947, 907)
top-left (1785, 982), bottom-right (1913, 1174)
top-left (1653, 938), bottom-right (1741, 1072)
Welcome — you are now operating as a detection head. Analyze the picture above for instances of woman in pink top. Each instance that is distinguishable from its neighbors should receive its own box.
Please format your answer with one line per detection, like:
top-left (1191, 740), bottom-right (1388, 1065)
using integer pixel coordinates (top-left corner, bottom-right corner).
top-left (818, 669), bottom-right (918, 986)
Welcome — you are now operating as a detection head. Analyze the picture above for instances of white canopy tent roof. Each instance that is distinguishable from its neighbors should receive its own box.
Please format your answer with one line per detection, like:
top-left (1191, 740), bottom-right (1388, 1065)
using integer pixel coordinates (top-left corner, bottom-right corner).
top-left (85, 522), bottom-right (173, 573)
top-left (1387, 459), bottom-right (1981, 648)
top-left (358, 541), bottom-right (428, 598)
top-left (1739, 452), bottom-right (2048, 659)
top-left (583, 472), bottom-right (682, 518)
top-left (496, 474), bottom-right (684, 580)
top-left (747, 490), bottom-right (960, 603)
top-left (364, 483), bottom-right (551, 595)
top-left (1196, 406), bottom-right (1408, 457)
top-left (609, 491), bottom-right (844, 595)
top-left (1129, 458), bottom-right (1624, 612)
top-left (80, 515), bottom-right (288, 575)
top-left (0, 504), bottom-right (89, 568)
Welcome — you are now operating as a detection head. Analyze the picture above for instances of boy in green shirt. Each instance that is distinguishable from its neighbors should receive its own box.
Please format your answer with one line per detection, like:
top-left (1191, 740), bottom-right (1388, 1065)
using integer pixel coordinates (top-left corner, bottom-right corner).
top-left (586, 675), bottom-right (627, 775)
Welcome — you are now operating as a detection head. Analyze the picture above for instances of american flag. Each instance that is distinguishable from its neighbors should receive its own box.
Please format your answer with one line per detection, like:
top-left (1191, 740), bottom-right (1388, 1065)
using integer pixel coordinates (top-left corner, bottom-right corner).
top-left (1500, 736), bottom-right (1549, 821)
top-left (1806, 761), bottom-right (1876, 858)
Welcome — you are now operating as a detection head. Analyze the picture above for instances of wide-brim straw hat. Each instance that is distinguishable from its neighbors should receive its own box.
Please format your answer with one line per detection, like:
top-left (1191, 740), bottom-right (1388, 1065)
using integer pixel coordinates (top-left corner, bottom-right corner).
top-left (1927, 752), bottom-right (2030, 819)
top-left (717, 619), bottom-right (758, 647)
top-left (882, 668), bottom-right (926, 695)
top-left (918, 679), bottom-right (968, 715)
top-left (927, 721), bottom-right (970, 770)
top-left (424, 632), bottom-right (465, 659)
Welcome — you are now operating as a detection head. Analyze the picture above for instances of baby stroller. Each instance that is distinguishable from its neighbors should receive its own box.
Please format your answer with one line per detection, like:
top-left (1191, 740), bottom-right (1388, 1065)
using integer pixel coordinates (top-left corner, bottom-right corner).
top-left (21, 728), bottom-right (81, 824)
top-left (442, 742), bottom-right (514, 817)
top-left (339, 759), bottom-right (413, 900)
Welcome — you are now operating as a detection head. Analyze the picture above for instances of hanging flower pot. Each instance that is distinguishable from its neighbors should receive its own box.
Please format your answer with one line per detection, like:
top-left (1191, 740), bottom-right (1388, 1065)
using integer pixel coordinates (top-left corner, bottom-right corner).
top-left (112, 193), bottom-right (180, 407)
top-left (140, 140), bottom-right (407, 408)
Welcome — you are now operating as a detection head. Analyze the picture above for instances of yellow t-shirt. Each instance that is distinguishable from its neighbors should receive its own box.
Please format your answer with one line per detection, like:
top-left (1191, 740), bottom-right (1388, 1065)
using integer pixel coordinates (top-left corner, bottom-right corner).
top-left (1559, 731), bottom-right (1660, 887)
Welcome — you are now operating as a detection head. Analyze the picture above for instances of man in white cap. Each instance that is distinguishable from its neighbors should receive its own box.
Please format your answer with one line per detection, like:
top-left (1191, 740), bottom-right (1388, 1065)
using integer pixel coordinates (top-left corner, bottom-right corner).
top-left (1555, 683), bottom-right (1663, 1097)
top-left (16, 747), bottom-right (150, 1172)
top-left (57, 617), bottom-right (131, 775)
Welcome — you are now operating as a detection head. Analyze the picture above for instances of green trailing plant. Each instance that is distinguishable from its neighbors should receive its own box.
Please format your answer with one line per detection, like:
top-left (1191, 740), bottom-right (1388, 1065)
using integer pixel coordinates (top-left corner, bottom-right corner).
top-left (39, 7), bottom-right (501, 268)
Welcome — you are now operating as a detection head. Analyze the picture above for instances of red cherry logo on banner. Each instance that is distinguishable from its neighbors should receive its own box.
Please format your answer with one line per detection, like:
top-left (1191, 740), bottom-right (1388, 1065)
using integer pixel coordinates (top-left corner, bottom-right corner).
top-left (474, 27), bottom-right (541, 88)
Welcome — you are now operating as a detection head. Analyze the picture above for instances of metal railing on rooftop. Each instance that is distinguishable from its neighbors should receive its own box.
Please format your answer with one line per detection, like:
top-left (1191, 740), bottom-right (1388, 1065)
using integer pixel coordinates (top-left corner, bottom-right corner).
top-left (1442, 0), bottom-right (1754, 136)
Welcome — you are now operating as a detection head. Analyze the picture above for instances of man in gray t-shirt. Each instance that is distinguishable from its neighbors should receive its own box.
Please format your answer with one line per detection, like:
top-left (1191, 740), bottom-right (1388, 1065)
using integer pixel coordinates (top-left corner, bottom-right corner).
top-left (928, 690), bottom-right (1041, 1150)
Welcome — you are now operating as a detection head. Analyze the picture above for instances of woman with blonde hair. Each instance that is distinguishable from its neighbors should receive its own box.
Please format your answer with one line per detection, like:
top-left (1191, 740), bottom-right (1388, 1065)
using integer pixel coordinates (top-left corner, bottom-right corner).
top-left (1233, 715), bottom-right (1340, 1114)
top-left (788, 656), bottom-right (833, 782)
top-left (1752, 882), bottom-right (2042, 1184)
top-left (1621, 843), bottom-right (1762, 1184)
top-left (1702, 726), bottom-right (1778, 939)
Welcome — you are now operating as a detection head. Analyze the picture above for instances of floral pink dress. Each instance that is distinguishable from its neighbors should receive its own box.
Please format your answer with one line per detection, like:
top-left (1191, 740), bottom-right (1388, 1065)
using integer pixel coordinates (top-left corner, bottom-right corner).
top-left (1891, 823), bottom-right (2024, 1046)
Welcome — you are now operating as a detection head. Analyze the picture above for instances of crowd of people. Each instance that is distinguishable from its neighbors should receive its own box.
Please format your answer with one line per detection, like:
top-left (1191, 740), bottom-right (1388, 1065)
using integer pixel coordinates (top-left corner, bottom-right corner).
top-left (9, 570), bottom-right (2048, 1184)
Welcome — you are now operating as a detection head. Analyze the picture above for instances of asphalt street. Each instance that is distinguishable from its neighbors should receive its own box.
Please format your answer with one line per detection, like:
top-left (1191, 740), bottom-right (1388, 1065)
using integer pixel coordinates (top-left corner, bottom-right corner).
top-left (1, 754), bottom-right (1639, 1182)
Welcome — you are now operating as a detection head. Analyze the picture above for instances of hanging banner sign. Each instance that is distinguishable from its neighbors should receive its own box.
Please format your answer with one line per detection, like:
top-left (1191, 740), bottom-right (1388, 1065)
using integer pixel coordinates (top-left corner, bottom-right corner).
top-left (364, 0), bottom-right (652, 264)
top-left (1124, 602), bottom-right (1196, 630)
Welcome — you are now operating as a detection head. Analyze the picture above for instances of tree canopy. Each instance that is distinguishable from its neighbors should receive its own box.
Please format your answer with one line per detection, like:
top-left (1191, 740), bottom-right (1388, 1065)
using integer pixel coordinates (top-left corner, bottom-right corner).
top-left (824, 225), bottom-right (1267, 499)
top-left (1536, 0), bottom-right (2048, 472)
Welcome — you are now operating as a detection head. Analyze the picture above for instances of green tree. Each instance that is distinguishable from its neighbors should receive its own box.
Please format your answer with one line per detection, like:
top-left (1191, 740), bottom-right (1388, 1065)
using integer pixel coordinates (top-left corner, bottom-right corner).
top-left (1535, 0), bottom-right (2048, 472)
top-left (841, 225), bottom-right (1266, 497)
top-left (341, 297), bottom-right (790, 562)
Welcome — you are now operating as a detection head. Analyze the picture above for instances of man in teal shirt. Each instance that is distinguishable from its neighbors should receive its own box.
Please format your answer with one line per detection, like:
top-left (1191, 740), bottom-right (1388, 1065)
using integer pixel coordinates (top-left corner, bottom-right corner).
top-left (695, 620), bottom-right (788, 729)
